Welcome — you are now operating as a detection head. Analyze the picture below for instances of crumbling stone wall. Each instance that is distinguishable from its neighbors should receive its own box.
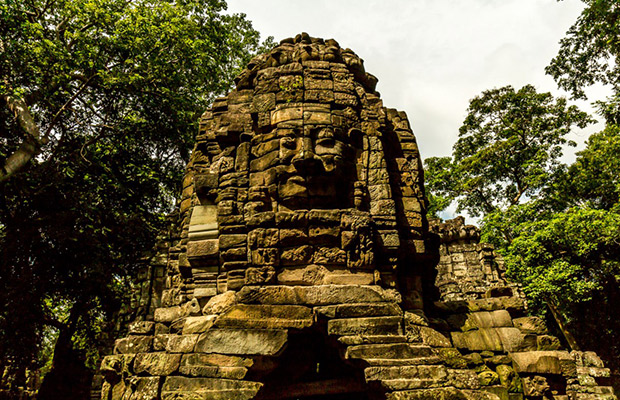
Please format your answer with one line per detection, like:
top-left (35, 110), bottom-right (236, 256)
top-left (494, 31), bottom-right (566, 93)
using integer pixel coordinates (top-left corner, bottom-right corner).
top-left (430, 216), bottom-right (520, 302)
top-left (100, 34), bottom-right (616, 400)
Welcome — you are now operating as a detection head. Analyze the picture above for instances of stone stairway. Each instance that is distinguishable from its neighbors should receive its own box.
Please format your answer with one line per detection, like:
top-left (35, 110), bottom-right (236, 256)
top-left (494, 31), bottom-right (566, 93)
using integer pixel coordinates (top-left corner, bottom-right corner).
top-left (101, 285), bottom-right (618, 400)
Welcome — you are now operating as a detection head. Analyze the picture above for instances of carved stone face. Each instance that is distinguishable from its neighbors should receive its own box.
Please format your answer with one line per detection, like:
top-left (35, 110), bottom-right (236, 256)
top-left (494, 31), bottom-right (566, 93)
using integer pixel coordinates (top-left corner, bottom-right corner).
top-left (274, 124), bottom-right (356, 209)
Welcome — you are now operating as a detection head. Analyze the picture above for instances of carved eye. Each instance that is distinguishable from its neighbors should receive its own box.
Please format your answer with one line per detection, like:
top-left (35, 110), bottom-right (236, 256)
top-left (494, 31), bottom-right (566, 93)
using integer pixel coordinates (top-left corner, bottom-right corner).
top-left (281, 135), bottom-right (296, 149)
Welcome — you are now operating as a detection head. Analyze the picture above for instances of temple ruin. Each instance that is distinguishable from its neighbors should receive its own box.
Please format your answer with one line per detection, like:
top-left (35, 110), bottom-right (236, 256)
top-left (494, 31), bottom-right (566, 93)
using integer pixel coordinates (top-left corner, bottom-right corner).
top-left (100, 33), bottom-right (617, 400)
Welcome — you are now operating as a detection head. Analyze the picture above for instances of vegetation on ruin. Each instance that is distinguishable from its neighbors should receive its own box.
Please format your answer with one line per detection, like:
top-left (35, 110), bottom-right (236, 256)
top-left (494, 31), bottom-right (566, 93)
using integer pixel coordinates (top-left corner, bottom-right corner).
top-left (0, 0), bottom-right (270, 397)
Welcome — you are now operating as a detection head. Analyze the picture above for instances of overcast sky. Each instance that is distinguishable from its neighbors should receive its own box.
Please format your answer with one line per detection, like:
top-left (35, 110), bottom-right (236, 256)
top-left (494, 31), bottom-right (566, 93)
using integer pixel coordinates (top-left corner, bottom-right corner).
top-left (226, 0), bottom-right (608, 161)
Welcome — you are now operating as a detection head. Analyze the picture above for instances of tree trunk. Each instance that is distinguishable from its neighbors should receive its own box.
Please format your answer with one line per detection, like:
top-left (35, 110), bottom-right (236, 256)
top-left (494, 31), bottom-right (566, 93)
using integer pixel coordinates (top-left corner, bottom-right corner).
top-left (36, 304), bottom-right (93, 400)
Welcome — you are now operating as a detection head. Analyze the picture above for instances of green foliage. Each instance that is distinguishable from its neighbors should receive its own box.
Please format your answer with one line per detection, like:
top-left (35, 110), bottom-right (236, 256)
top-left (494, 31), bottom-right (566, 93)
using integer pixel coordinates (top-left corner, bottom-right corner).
top-left (454, 85), bottom-right (592, 217)
top-left (491, 126), bottom-right (620, 367)
top-left (423, 156), bottom-right (456, 218)
top-left (546, 0), bottom-right (620, 99)
top-left (0, 0), bottom-right (268, 391)
top-left (423, 85), bottom-right (592, 219)
top-left (558, 125), bottom-right (620, 210)
top-left (506, 207), bottom-right (620, 310)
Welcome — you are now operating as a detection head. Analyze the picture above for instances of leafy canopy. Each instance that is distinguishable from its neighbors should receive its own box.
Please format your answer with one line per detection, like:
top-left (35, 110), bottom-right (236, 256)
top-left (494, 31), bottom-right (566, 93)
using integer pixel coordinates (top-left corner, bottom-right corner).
top-left (547, 0), bottom-right (620, 99)
top-left (424, 84), bottom-right (592, 219)
top-left (0, 0), bottom-right (269, 390)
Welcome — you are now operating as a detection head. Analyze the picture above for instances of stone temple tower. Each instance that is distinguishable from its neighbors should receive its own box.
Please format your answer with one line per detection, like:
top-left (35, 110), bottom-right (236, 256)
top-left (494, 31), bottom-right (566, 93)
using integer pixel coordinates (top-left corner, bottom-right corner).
top-left (100, 34), bottom-right (617, 400)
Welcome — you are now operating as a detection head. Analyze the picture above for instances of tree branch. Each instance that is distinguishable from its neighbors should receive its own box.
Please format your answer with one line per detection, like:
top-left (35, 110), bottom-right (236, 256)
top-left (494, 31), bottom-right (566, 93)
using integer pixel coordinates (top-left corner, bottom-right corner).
top-left (0, 95), bottom-right (49, 182)
top-left (43, 73), bottom-right (97, 139)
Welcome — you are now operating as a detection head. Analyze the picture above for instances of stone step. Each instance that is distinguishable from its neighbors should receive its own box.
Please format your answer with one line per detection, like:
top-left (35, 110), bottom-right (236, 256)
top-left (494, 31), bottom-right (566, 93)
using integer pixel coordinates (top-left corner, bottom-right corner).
top-left (315, 302), bottom-right (402, 318)
top-left (365, 365), bottom-right (448, 381)
top-left (364, 356), bottom-right (443, 366)
top-left (374, 378), bottom-right (443, 391)
top-left (338, 335), bottom-right (408, 346)
top-left (162, 377), bottom-right (262, 398)
top-left (346, 343), bottom-right (434, 360)
top-left (161, 389), bottom-right (260, 400)
top-left (328, 316), bottom-right (403, 336)
top-left (386, 388), bottom-right (502, 400)
top-left (178, 365), bottom-right (247, 379)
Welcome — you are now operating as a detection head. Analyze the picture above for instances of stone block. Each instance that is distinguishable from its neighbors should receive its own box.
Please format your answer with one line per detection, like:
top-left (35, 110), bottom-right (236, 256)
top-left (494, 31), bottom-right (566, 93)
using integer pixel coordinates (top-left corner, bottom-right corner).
top-left (181, 353), bottom-right (253, 368)
top-left (446, 369), bottom-right (480, 389)
top-left (218, 234), bottom-right (247, 249)
top-left (162, 376), bottom-right (262, 399)
top-left (134, 352), bottom-right (181, 375)
top-left (510, 351), bottom-right (571, 374)
top-left (328, 316), bottom-right (402, 336)
top-left (154, 306), bottom-right (184, 323)
top-left (183, 315), bottom-right (216, 335)
top-left (337, 335), bottom-right (407, 346)
top-left (577, 366), bottom-right (611, 378)
top-left (346, 343), bottom-right (434, 360)
top-left (236, 284), bottom-right (401, 305)
top-left (114, 336), bottom-right (153, 354)
top-left (496, 365), bottom-right (522, 393)
top-left (312, 246), bottom-right (346, 264)
top-left (386, 387), bottom-right (491, 400)
top-left (178, 364), bottom-right (248, 380)
top-left (436, 348), bottom-right (468, 369)
top-left (270, 105), bottom-right (303, 125)
top-left (187, 239), bottom-right (219, 259)
top-left (365, 365), bottom-right (447, 382)
top-left (214, 304), bottom-right (313, 329)
top-left (315, 303), bottom-right (401, 319)
top-left (193, 287), bottom-right (217, 299)
top-left (416, 326), bottom-right (452, 348)
top-left (128, 321), bottom-right (154, 335)
top-left (323, 271), bottom-right (374, 285)
top-left (522, 375), bottom-right (549, 397)
top-left (100, 354), bottom-right (135, 379)
top-left (482, 386), bottom-right (509, 400)
top-left (451, 328), bottom-right (523, 352)
top-left (451, 329), bottom-right (503, 352)
top-left (512, 316), bottom-right (547, 334)
top-left (537, 334), bottom-right (561, 350)
top-left (276, 264), bottom-right (328, 285)
top-left (572, 351), bottom-right (605, 368)
top-left (124, 377), bottom-right (160, 400)
top-left (194, 328), bottom-right (288, 356)
top-left (495, 327), bottom-right (525, 352)
top-left (435, 297), bottom-right (525, 314)
top-left (247, 228), bottom-right (279, 248)
top-left (165, 334), bottom-right (199, 353)
top-left (202, 290), bottom-right (238, 315)
top-left (448, 310), bottom-right (513, 331)
top-left (179, 353), bottom-right (251, 380)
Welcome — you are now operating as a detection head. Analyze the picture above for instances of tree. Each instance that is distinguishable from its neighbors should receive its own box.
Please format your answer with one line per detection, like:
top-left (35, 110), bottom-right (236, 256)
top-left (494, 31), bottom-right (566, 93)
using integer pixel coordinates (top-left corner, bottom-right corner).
top-left (0, 0), bottom-right (269, 397)
top-left (546, 0), bottom-right (620, 99)
top-left (502, 127), bottom-right (620, 367)
top-left (422, 156), bottom-right (456, 218)
top-left (426, 85), bottom-right (592, 222)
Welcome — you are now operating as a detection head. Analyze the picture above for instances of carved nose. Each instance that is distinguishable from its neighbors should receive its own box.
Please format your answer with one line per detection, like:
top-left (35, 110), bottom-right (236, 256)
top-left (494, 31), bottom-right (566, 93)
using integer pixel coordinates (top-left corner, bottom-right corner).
top-left (291, 137), bottom-right (320, 171)
top-left (291, 149), bottom-right (319, 170)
